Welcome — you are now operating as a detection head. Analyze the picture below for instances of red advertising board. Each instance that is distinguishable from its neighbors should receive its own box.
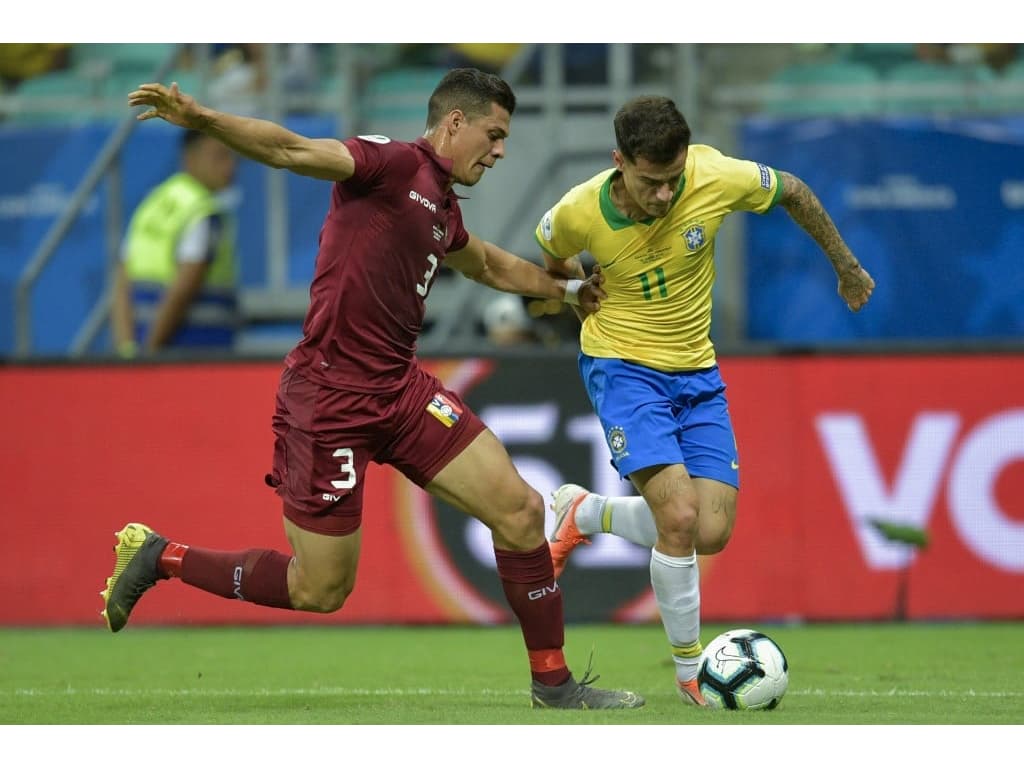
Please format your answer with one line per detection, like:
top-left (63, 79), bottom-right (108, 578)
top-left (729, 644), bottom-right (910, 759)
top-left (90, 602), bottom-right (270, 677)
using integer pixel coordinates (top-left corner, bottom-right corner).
top-left (1, 354), bottom-right (1021, 626)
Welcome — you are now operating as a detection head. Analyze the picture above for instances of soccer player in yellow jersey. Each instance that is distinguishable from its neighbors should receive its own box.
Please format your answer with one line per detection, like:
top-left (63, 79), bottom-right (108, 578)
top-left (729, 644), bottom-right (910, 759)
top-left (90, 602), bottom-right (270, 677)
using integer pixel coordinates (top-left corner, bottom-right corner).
top-left (537, 96), bottom-right (875, 706)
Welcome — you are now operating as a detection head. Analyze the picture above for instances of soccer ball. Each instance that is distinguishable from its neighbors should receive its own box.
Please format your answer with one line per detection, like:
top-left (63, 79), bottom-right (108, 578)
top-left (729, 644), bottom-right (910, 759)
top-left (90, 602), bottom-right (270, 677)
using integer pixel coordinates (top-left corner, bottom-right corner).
top-left (697, 628), bottom-right (789, 710)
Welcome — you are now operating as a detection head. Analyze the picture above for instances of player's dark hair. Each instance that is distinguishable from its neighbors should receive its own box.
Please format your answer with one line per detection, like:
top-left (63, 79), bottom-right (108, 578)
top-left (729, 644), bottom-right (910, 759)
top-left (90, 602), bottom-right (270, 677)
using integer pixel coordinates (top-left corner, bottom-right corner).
top-left (181, 129), bottom-right (206, 150)
top-left (426, 68), bottom-right (516, 129)
top-left (614, 95), bottom-right (691, 165)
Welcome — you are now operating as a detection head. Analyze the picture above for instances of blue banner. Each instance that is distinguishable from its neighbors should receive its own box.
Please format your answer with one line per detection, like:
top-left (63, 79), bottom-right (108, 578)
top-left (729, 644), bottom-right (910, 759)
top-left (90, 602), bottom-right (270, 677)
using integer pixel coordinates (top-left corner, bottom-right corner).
top-left (0, 116), bottom-right (336, 356)
top-left (741, 117), bottom-right (1024, 343)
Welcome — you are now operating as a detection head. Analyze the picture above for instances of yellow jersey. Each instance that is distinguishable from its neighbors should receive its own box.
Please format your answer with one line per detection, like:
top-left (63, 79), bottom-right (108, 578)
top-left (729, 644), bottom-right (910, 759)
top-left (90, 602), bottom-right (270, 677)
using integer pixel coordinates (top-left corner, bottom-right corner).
top-left (535, 144), bottom-right (782, 371)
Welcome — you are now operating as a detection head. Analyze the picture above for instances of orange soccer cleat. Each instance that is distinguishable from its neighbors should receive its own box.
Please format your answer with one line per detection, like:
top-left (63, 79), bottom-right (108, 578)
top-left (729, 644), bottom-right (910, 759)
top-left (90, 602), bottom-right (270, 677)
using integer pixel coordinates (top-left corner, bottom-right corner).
top-left (548, 484), bottom-right (593, 579)
top-left (677, 678), bottom-right (708, 707)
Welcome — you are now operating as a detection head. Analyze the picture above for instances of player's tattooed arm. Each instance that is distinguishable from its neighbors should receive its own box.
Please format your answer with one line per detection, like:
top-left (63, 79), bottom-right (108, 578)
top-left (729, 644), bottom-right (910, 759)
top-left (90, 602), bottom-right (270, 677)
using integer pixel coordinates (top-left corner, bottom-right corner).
top-left (778, 170), bottom-right (875, 312)
top-left (778, 171), bottom-right (859, 275)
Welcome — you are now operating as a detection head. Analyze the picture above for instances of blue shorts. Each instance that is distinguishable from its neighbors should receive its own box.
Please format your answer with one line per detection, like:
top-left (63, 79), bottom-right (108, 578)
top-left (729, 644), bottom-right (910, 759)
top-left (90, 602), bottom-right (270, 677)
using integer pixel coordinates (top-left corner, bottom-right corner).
top-left (578, 354), bottom-right (739, 488)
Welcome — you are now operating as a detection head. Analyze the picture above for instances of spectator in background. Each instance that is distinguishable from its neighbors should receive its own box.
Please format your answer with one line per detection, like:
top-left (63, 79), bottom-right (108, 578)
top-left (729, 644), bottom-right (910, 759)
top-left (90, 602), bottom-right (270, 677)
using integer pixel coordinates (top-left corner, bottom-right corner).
top-left (111, 129), bottom-right (239, 358)
top-left (915, 43), bottom-right (1019, 73)
top-left (442, 44), bottom-right (609, 85)
top-left (0, 43), bottom-right (70, 89)
top-left (203, 44), bottom-right (268, 114)
top-left (478, 293), bottom-right (544, 347)
top-left (444, 44), bottom-right (525, 73)
top-left (180, 44), bottom-right (319, 114)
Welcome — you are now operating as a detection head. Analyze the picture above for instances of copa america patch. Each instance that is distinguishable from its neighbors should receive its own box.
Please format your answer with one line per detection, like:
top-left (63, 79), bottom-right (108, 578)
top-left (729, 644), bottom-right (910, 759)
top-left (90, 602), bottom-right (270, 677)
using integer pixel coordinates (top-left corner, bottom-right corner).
top-left (757, 163), bottom-right (772, 190)
top-left (608, 426), bottom-right (628, 457)
top-left (540, 210), bottom-right (554, 241)
top-left (426, 392), bottom-right (462, 428)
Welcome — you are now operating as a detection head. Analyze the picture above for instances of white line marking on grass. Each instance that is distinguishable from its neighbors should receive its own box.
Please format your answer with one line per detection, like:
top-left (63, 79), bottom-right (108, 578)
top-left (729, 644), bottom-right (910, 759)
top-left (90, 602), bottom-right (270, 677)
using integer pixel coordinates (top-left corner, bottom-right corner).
top-left (5, 687), bottom-right (1022, 698)
top-left (7, 687), bottom-right (522, 697)
top-left (793, 688), bottom-right (1023, 698)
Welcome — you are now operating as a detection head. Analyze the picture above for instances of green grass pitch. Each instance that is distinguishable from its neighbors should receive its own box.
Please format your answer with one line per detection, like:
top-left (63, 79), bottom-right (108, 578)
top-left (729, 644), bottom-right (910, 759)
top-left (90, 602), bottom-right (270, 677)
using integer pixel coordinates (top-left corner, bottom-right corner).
top-left (2, 622), bottom-right (1021, 725)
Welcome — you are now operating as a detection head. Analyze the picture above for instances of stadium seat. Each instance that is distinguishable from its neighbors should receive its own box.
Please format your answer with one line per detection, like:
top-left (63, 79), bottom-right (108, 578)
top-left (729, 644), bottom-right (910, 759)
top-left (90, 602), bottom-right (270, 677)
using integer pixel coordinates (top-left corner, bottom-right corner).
top-left (360, 67), bottom-right (448, 122)
top-left (987, 58), bottom-right (1024, 113)
top-left (842, 43), bottom-right (917, 74)
top-left (8, 70), bottom-right (99, 124)
top-left (71, 44), bottom-right (179, 78)
top-left (883, 60), bottom-right (996, 114)
top-left (764, 60), bottom-right (882, 116)
top-left (1001, 58), bottom-right (1024, 79)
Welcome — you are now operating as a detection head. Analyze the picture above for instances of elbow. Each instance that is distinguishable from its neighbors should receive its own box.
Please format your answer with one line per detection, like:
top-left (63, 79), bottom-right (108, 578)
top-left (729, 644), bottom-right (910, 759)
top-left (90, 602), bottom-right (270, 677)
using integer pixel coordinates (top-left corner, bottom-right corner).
top-left (465, 264), bottom-right (497, 289)
top-left (267, 144), bottom-right (299, 171)
top-left (266, 153), bottom-right (289, 171)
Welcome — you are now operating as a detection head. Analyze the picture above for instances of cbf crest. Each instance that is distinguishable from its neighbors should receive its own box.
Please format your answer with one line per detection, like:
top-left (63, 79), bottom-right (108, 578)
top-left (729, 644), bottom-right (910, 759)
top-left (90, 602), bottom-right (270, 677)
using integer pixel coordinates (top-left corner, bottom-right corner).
top-left (682, 223), bottom-right (706, 252)
top-left (607, 425), bottom-right (628, 458)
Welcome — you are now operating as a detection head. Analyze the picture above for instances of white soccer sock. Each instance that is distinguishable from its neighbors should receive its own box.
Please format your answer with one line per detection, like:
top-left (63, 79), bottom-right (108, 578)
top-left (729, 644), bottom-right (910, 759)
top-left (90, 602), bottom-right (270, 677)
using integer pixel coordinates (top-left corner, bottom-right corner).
top-left (650, 548), bottom-right (702, 683)
top-left (575, 494), bottom-right (657, 547)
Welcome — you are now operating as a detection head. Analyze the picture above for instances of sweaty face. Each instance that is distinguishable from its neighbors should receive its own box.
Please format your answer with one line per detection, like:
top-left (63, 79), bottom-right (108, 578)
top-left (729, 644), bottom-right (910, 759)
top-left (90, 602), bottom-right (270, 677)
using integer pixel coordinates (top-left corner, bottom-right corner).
top-left (448, 103), bottom-right (511, 186)
top-left (617, 148), bottom-right (688, 219)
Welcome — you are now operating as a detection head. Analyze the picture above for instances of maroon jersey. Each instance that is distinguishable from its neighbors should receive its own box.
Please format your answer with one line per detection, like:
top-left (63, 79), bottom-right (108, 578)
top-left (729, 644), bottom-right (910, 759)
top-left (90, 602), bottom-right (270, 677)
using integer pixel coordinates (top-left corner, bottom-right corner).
top-left (284, 136), bottom-right (470, 393)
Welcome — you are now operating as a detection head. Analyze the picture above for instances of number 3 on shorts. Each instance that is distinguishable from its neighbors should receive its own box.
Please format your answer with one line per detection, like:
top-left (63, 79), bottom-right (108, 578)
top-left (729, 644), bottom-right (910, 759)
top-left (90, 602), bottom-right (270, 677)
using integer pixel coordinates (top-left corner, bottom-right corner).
top-left (331, 447), bottom-right (357, 490)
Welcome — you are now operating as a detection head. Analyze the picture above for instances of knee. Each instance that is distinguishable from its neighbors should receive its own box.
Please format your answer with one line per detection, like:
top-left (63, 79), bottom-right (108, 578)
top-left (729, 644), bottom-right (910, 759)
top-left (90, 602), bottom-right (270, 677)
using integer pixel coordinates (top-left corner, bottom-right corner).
top-left (656, 500), bottom-right (700, 545)
top-left (492, 486), bottom-right (546, 549)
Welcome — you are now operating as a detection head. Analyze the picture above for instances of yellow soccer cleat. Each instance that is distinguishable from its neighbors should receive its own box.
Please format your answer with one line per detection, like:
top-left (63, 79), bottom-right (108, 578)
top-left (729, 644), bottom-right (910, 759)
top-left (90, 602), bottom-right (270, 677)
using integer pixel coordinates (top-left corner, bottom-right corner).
top-left (100, 523), bottom-right (168, 632)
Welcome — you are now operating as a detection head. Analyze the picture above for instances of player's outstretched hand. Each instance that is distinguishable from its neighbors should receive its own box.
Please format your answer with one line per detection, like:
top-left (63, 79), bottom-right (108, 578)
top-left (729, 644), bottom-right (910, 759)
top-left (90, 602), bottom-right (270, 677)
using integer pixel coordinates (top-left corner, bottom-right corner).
top-left (577, 264), bottom-right (606, 315)
top-left (128, 82), bottom-right (202, 130)
top-left (839, 264), bottom-right (875, 312)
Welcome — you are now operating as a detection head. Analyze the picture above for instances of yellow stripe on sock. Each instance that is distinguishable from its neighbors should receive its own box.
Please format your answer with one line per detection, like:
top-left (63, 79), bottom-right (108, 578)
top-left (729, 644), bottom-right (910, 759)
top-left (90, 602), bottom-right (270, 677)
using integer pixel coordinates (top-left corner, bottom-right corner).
top-left (601, 502), bottom-right (613, 534)
top-left (671, 640), bottom-right (704, 659)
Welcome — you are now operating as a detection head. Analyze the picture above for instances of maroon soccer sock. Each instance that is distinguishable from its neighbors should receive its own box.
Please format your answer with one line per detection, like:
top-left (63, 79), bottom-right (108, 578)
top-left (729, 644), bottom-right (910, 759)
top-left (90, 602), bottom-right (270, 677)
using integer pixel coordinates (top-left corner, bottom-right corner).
top-left (178, 547), bottom-right (294, 609)
top-left (494, 542), bottom-right (570, 687)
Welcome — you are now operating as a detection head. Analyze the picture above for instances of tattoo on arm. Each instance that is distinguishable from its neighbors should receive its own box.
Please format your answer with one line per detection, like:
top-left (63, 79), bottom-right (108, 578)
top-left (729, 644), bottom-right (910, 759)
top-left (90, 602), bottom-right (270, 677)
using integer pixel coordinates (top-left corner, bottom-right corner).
top-left (779, 171), bottom-right (859, 274)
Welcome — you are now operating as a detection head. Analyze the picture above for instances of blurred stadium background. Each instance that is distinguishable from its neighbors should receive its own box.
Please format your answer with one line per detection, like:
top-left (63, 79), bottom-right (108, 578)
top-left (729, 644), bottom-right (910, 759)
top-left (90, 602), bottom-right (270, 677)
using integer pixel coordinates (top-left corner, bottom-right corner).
top-left (1, 43), bottom-right (1023, 630)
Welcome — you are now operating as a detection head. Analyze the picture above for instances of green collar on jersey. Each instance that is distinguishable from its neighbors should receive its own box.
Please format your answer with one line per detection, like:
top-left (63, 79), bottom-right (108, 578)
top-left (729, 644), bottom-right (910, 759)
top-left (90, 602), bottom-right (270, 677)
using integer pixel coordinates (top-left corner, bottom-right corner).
top-left (599, 169), bottom-right (687, 230)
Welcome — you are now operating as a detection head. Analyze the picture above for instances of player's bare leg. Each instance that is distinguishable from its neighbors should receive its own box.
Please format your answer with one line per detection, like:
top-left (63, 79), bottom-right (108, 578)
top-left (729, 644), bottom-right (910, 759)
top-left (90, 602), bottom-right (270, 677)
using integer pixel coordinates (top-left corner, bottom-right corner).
top-left (282, 519), bottom-right (361, 612)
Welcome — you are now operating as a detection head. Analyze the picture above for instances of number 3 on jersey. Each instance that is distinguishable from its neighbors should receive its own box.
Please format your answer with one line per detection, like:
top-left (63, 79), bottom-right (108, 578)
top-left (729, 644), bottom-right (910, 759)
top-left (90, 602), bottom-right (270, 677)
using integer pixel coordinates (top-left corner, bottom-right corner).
top-left (416, 253), bottom-right (439, 297)
top-left (331, 447), bottom-right (356, 490)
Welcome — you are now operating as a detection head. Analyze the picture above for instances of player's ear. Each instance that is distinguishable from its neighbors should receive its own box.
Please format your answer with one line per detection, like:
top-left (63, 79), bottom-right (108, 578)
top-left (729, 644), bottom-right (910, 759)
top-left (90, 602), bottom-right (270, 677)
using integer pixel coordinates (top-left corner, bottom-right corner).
top-left (611, 149), bottom-right (625, 172)
top-left (448, 109), bottom-right (466, 133)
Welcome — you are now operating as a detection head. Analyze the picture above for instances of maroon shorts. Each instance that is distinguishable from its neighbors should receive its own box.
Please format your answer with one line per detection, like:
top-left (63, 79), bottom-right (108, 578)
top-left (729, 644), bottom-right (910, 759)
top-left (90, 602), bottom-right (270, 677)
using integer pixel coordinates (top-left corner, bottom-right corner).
top-left (267, 365), bottom-right (485, 536)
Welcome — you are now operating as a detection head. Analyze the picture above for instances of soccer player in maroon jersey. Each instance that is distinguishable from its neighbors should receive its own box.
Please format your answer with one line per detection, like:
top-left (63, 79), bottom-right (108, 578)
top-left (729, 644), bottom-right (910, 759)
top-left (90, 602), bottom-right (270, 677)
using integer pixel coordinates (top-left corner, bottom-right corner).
top-left (101, 68), bottom-right (644, 710)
